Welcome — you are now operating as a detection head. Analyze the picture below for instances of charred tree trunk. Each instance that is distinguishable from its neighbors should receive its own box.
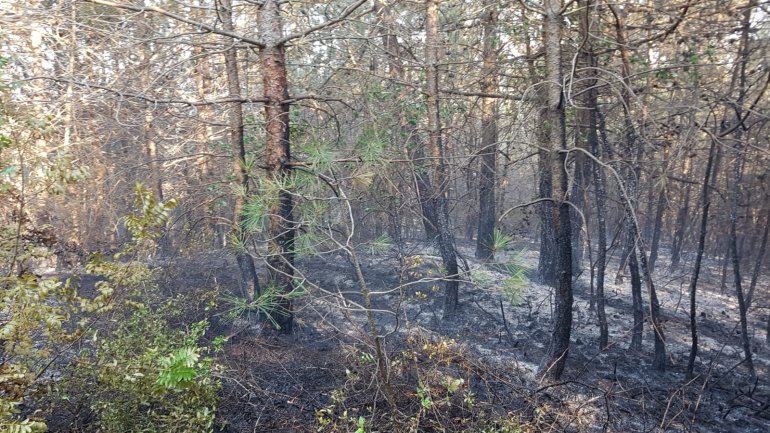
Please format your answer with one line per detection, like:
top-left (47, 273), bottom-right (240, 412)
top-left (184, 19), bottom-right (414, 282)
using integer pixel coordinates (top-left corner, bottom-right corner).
top-left (727, 0), bottom-right (756, 377)
top-left (746, 211), bottom-right (769, 309)
top-left (578, 0), bottom-right (607, 349)
top-left (610, 4), bottom-right (665, 369)
top-left (686, 139), bottom-right (717, 379)
top-left (415, 149), bottom-right (440, 241)
top-left (540, 0), bottom-right (573, 381)
top-left (537, 146), bottom-right (558, 287)
top-left (260, 0), bottom-right (294, 332)
top-left (647, 145), bottom-right (669, 274)
top-left (647, 187), bottom-right (666, 274)
top-left (426, 0), bottom-right (460, 318)
top-left (670, 159), bottom-right (692, 269)
top-left (475, 0), bottom-right (498, 261)
top-left (221, 0), bottom-right (260, 301)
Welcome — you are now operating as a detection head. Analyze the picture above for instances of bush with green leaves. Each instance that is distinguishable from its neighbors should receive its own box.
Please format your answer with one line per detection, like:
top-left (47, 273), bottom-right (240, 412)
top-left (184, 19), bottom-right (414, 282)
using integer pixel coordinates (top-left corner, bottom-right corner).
top-left (58, 184), bottom-right (220, 433)
top-left (81, 307), bottom-right (220, 433)
top-left (0, 53), bottom-right (90, 432)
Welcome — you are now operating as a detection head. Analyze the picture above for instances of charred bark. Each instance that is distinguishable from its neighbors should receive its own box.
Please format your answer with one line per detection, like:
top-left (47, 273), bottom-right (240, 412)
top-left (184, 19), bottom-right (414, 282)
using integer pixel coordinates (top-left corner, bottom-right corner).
top-left (746, 212), bottom-right (769, 309)
top-left (540, 0), bottom-right (573, 381)
top-left (727, 0), bottom-right (756, 377)
top-left (426, 0), bottom-right (460, 318)
top-left (647, 188), bottom-right (666, 274)
top-left (686, 139), bottom-right (717, 379)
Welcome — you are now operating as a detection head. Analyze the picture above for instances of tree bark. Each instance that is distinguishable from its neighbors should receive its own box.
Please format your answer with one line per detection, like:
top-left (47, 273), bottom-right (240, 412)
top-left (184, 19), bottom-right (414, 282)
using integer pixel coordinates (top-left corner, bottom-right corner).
top-left (647, 144), bottom-right (670, 274)
top-left (686, 139), bottom-right (717, 379)
top-left (475, 0), bottom-right (498, 261)
top-left (727, 0), bottom-right (757, 376)
top-left (375, 0), bottom-right (438, 242)
top-left (647, 187), bottom-right (666, 274)
top-left (221, 0), bottom-right (261, 301)
top-left (425, 0), bottom-right (460, 318)
top-left (746, 211), bottom-right (768, 309)
top-left (610, 3), bottom-right (665, 368)
top-left (577, 0), bottom-right (607, 349)
top-left (260, 0), bottom-right (294, 332)
top-left (670, 158), bottom-right (692, 269)
top-left (540, 0), bottom-right (573, 381)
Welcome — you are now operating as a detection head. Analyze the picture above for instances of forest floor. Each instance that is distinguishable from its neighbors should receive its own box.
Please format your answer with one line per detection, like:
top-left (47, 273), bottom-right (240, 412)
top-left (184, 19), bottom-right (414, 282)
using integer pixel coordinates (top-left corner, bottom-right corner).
top-left (146, 241), bottom-right (770, 432)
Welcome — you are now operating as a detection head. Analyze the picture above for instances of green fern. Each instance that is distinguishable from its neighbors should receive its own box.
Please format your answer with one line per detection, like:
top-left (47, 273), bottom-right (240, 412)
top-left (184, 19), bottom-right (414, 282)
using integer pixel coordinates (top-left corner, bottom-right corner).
top-left (157, 347), bottom-right (202, 388)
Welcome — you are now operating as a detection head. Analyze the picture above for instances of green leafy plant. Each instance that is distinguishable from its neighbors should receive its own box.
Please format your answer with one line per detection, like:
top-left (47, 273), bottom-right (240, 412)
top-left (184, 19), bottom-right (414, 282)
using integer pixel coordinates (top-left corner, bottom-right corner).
top-left (83, 308), bottom-right (219, 433)
top-left (416, 382), bottom-right (433, 409)
top-left (49, 187), bottom-right (220, 433)
top-left (354, 416), bottom-right (367, 433)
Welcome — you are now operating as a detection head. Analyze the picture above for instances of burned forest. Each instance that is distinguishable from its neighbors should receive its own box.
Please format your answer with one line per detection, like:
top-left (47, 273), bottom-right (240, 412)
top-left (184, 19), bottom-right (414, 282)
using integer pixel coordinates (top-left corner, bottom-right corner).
top-left (2, 0), bottom-right (770, 431)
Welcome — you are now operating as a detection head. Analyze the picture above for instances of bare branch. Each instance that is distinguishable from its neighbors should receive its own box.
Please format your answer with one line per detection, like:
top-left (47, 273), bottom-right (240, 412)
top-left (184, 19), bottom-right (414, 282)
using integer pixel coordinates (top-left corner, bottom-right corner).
top-left (84, 0), bottom-right (266, 48)
top-left (277, 0), bottom-right (370, 46)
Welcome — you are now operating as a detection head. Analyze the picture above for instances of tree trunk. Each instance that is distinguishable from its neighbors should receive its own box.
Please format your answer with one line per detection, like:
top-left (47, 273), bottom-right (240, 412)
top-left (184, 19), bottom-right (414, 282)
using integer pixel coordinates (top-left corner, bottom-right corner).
top-left (647, 143), bottom-right (670, 274)
top-left (375, 0), bottom-right (438, 242)
top-left (475, 0), bottom-right (498, 261)
top-left (746, 211), bottom-right (768, 309)
top-left (610, 3), bottom-right (665, 368)
top-left (415, 148), bottom-right (440, 241)
top-left (425, 0), bottom-right (460, 318)
top-left (670, 159), bottom-right (692, 269)
top-left (647, 187), bottom-right (666, 274)
top-left (261, 0), bottom-right (294, 332)
top-left (221, 0), bottom-right (260, 302)
top-left (540, 0), bottom-right (573, 381)
top-left (686, 139), bottom-right (717, 379)
top-left (727, 0), bottom-right (756, 377)
top-left (135, 5), bottom-right (169, 255)
top-left (578, 0), bottom-right (607, 349)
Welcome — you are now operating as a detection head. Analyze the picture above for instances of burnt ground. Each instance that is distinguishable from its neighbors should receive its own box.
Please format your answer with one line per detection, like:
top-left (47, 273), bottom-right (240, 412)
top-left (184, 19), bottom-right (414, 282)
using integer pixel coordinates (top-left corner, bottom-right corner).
top-left (141, 241), bottom-right (770, 432)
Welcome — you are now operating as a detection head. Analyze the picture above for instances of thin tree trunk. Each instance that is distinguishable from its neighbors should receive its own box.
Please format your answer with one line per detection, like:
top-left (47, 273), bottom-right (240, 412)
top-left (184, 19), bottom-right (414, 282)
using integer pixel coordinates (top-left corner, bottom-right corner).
top-left (670, 159), bottom-right (692, 269)
top-left (425, 0), bottom-right (460, 318)
top-left (221, 0), bottom-right (260, 301)
top-left (610, 4), bottom-right (665, 368)
top-left (727, 0), bottom-right (756, 377)
top-left (475, 0), bottom-right (498, 261)
top-left (260, 0), bottom-right (294, 332)
top-left (647, 188), bottom-right (666, 274)
top-left (540, 0), bottom-right (573, 381)
top-left (746, 211), bottom-right (769, 309)
top-left (138, 5), bottom-right (168, 255)
top-left (686, 140), bottom-right (717, 379)
top-left (578, 0), bottom-right (607, 349)
top-left (648, 144), bottom-right (670, 274)
top-left (720, 242), bottom-right (730, 294)
top-left (375, 0), bottom-right (438, 241)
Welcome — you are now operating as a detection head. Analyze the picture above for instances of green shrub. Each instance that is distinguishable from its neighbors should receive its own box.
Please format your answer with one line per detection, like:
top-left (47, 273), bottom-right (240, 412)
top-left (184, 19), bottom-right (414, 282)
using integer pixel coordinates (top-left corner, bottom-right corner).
top-left (84, 307), bottom-right (219, 433)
